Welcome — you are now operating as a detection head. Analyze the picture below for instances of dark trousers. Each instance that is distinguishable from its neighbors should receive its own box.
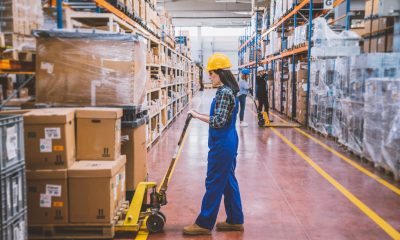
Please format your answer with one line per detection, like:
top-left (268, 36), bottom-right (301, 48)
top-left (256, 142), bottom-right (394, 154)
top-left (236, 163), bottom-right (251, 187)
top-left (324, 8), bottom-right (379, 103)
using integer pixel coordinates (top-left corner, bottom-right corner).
top-left (238, 94), bottom-right (246, 122)
top-left (258, 95), bottom-right (269, 114)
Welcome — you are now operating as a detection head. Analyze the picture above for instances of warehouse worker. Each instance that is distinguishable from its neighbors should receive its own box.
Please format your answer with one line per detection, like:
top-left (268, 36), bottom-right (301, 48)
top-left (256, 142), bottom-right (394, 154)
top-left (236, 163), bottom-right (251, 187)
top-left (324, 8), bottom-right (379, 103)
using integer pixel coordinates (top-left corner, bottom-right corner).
top-left (184, 53), bottom-right (244, 235)
top-left (256, 66), bottom-right (269, 115)
top-left (238, 68), bottom-right (251, 127)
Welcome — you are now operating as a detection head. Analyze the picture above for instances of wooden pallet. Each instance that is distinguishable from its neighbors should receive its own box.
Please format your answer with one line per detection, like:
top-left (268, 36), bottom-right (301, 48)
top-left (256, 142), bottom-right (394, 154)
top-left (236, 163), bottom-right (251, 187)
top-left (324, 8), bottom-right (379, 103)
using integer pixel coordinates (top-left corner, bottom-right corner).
top-left (28, 202), bottom-right (129, 240)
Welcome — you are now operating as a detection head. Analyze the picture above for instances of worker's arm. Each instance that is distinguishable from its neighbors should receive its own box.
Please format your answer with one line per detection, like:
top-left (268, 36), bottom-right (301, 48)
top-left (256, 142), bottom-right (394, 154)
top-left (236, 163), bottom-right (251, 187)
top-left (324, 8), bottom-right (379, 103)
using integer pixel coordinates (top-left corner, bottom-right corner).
top-left (188, 110), bottom-right (210, 124)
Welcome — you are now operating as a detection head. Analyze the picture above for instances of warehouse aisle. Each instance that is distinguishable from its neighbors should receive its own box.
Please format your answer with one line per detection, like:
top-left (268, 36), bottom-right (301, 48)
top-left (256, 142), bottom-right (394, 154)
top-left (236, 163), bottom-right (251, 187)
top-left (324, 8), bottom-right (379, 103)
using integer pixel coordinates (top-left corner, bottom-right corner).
top-left (146, 90), bottom-right (400, 240)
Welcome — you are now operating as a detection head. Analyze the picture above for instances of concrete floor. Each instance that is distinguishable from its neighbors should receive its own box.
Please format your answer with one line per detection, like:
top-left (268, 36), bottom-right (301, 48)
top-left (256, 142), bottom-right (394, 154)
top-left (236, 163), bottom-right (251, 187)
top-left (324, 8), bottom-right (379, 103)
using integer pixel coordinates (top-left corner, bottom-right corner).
top-left (144, 89), bottom-right (400, 240)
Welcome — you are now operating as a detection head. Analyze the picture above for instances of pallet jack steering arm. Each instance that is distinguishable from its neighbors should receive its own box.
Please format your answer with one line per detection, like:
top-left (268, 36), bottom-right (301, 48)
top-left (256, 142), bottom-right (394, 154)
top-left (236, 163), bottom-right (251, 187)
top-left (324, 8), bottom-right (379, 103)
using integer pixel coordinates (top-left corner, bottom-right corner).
top-left (153, 113), bottom-right (193, 207)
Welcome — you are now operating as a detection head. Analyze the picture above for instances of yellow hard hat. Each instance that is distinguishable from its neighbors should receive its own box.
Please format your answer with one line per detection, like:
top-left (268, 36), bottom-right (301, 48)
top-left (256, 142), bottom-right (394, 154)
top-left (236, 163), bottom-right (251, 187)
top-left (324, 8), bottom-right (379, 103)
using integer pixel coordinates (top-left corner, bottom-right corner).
top-left (207, 53), bottom-right (232, 71)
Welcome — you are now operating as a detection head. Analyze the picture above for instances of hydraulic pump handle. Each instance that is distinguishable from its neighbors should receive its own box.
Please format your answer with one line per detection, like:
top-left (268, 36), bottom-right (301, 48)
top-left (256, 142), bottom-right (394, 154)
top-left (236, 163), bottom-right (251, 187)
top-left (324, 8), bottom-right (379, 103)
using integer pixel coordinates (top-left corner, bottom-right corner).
top-left (158, 114), bottom-right (192, 196)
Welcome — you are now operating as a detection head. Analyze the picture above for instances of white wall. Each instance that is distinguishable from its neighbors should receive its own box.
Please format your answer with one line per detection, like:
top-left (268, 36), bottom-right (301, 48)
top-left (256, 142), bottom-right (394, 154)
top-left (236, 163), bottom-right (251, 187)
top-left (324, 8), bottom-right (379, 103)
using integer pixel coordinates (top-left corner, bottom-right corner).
top-left (177, 27), bottom-right (245, 83)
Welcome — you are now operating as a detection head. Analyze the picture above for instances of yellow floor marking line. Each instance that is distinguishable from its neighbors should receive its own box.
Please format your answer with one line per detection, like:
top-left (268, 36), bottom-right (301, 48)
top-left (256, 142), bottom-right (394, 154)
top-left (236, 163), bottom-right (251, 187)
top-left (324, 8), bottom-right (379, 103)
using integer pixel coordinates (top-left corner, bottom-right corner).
top-left (249, 109), bottom-right (400, 239)
top-left (269, 111), bottom-right (400, 196)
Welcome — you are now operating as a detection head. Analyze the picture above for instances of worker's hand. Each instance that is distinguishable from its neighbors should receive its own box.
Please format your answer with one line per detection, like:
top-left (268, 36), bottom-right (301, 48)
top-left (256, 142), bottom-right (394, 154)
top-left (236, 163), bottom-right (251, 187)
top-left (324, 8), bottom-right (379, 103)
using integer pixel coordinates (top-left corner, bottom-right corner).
top-left (188, 110), bottom-right (199, 119)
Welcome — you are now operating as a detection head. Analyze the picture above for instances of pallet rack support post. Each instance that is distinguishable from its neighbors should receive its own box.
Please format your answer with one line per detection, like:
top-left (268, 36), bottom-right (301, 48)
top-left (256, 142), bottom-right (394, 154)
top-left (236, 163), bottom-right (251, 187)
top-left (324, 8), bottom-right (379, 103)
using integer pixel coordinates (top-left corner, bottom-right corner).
top-left (305, 0), bottom-right (313, 127)
top-left (254, 10), bottom-right (260, 97)
top-left (57, 0), bottom-right (63, 28)
top-left (345, 0), bottom-right (351, 30)
top-left (272, 59), bottom-right (275, 110)
top-left (280, 23), bottom-right (285, 113)
top-left (292, 0), bottom-right (298, 119)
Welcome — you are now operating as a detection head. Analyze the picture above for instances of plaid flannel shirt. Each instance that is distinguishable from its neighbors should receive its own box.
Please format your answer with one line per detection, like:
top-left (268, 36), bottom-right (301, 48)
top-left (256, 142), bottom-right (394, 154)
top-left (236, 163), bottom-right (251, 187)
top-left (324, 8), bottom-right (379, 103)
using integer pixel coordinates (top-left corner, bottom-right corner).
top-left (210, 85), bottom-right (236, 129)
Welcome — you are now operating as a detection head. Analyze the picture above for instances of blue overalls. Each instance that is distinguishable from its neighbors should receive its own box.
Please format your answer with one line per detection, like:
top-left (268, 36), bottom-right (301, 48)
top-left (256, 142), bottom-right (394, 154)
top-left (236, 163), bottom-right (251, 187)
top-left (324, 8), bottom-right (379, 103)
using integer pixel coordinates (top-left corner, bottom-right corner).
top-left (195, 96), bottom-right (244, 230)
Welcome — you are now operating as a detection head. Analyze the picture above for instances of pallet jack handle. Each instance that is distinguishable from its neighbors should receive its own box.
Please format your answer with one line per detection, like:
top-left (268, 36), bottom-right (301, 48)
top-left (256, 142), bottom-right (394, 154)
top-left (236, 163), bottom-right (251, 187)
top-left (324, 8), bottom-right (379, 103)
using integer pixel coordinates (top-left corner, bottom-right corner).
top-left (155, 113), bottom-right (192, 206)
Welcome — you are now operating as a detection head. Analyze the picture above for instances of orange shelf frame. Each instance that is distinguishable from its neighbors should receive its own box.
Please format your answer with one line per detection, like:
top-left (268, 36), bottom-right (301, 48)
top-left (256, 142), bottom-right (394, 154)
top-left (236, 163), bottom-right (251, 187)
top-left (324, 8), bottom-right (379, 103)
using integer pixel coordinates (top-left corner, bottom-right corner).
top-left (238, 33), bottom-right (256, 51)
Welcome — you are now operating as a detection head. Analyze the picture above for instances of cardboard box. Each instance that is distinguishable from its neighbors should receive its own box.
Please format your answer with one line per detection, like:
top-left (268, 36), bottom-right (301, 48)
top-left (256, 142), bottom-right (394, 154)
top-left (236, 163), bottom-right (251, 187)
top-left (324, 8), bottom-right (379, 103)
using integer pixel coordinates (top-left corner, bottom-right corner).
top-left (372, 19), bottom-right (379, 33)
top-left (133, 0), bottom-right (140, 15)
top-left (26, 169), bottom-right (69, 224)
top-left (139, 0), bottom-right (146, 20)
top-left (364, 38), bottom-right (371, 53)
top-left (76, 108), bottom-right (122, 160)
top-left (121, 124), bottom-right (148, 191)
top-left (370, 37), bottom-right (378, 52)
top-left (35, 31), bottom-right (147, 107)
top-left (19, 88), bottom-right (29, 98)
top-left (24, 108), bottom-right (76, 170)
top-left (68, 155), bottom-right (126, 223)
top-left (379, 17), bottom-right (395, 30)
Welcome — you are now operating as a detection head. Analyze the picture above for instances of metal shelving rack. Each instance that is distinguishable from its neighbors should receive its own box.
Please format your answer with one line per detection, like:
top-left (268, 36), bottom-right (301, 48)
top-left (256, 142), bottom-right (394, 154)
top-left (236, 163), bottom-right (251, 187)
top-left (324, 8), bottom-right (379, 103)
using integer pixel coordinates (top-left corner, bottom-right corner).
top-left (53, 0), bottom-right (201, 147)
top-left (238, 0), bottom-right (349, 125)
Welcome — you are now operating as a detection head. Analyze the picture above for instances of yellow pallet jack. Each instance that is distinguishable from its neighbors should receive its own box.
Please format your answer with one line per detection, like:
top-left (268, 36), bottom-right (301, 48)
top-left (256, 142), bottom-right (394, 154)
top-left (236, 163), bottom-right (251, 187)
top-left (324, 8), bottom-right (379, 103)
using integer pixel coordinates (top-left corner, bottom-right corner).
top-left (115, 114), bottom-right (193, 235)
top-left (252, 98), bottom-right (300, 128)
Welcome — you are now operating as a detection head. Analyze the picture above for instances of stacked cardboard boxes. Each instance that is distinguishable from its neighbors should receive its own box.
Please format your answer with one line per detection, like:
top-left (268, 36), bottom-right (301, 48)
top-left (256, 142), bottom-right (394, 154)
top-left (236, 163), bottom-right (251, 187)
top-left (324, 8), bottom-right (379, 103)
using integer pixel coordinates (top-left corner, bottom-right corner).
top-left (0, 0), bottom-right (43, 56)
top-left (24, 108), bottom-right (127, 229)
top-left (363, 0), bottom-right (399, 53)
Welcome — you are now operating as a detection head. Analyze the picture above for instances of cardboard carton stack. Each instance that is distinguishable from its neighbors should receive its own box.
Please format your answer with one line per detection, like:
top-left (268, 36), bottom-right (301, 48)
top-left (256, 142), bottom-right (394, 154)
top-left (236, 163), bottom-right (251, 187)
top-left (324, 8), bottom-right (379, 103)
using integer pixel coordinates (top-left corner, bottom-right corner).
top-left (159, 10), bottom-right (175, 48)
top-left (0, 0), bottom-right (43, 58)
top-left (34, 30), bottom-right (147, 107)
top-left (24, 108), bottom-right (127, 229)
top-left (363, 0), bottom-right (398, 53)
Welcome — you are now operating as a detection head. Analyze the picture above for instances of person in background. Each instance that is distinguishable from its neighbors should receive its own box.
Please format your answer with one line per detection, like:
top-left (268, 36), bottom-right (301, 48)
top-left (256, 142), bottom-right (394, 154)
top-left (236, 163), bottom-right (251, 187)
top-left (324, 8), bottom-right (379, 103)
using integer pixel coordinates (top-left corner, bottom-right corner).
top-left (256, 66), bottom-right (269, 116)
top-left (238, 68), bottom-right (251, 127)
top-left (184, 53), bottom-right (244, 235)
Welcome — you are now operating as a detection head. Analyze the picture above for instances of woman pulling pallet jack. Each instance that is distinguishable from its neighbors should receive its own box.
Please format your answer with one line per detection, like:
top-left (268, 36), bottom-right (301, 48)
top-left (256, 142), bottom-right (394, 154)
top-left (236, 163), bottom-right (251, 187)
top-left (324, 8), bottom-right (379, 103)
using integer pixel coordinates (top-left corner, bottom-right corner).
top-left (114, 113), bottom-right (193, 235)
top-left (253, 66), bottom-right (300, 128)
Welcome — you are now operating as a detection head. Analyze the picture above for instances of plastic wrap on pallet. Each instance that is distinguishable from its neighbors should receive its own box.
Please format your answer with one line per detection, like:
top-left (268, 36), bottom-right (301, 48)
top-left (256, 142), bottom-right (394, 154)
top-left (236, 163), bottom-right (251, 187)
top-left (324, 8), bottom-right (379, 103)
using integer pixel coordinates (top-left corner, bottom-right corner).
top-left (311, 17), bottom-right (360, 58)
top-left (34, 30), bottom-right (147, 107)
top-left (364, 78), bottom-right (400, 179)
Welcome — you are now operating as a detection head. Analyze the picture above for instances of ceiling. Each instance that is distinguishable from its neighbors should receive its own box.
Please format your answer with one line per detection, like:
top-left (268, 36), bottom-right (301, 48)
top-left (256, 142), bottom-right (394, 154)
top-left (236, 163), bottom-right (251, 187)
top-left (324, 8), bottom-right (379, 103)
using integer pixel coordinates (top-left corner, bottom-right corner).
top-left (156, 0), bottom-right (266, 27)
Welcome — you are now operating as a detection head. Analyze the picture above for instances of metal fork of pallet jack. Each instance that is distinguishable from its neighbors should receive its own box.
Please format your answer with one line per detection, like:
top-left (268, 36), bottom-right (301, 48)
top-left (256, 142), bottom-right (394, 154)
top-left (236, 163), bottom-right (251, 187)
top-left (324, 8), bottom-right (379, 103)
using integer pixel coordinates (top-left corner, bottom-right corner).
top-left (115, 114), bottom-right (193, 235)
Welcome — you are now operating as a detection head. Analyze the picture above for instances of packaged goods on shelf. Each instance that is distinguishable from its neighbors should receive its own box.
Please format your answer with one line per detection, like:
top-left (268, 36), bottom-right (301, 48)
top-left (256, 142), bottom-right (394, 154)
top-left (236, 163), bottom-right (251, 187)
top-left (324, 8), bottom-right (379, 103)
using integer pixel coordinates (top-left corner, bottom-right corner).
top-left (0, 0), bottom-right (43, 50)
top-left (294, 24), bottom-right (308, 47)
top-left (34, 30), bottom-right (147, 107)
top-left (311, 17), bottom-right (361, 58)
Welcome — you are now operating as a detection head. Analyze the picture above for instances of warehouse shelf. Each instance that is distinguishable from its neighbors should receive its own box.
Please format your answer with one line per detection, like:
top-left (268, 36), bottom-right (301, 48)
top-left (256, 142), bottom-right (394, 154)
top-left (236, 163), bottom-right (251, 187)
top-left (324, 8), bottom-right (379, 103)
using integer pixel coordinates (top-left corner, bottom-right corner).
top-left (239, 0), bottom-right (348, 125)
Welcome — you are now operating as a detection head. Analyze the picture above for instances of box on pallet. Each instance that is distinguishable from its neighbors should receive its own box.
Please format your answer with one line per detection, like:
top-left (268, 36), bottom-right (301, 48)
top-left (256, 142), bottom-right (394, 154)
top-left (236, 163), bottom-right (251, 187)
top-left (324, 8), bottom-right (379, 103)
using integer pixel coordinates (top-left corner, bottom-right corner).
top-left (1, 163), bottom-right (26, 227)
top-left (0, 115), bottom-right (24, 172)
top-left (68, 155), bottom-right (126, 223)
top-left (34, 30), bottom-right (147, 107)
top-left (24, 108), bottom-right (75, 170)
top-left (26, 169), bottom-right (68, 224)
top-left (121, 123), bottom-right (147, 193)
top-left (76, 108), bottom-right (122, 161)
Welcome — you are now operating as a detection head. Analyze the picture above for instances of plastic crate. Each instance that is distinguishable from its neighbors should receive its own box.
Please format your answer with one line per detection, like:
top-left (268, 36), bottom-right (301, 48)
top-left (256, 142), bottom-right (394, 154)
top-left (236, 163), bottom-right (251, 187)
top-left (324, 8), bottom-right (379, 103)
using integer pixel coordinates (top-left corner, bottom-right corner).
top-left (121, 116), bottom-right (149, 128)
top-left (0, 115), bottom-right (24, 173)
top-left (1, 210), bottom-right (27, 240)
top-left (1, 163), bottom-right (27, 226)
top-left (121, 105), bottom-right (148, 122)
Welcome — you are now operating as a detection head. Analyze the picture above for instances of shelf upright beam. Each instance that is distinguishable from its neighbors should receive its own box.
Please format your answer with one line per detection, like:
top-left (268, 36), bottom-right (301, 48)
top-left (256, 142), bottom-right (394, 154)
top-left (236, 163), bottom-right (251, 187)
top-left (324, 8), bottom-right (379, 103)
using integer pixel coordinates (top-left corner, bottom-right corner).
top-left (305, 0), bottom-right (313, 127)
top-left (254, 10), bottom-right (260, 97)
top-left (280, 22), bottom-right (284, 113)
top-left (345, 0), bottom-right (351, 30)
top-left (57, 0), bottom-right (63, 28)
top-left (292, 0), bottom-right (298, 119)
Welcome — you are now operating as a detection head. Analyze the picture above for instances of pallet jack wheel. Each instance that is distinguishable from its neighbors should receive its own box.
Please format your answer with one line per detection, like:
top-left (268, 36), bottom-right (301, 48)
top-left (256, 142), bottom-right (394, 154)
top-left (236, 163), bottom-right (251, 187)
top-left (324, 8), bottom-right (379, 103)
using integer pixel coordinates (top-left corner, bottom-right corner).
top-left (147, 212), bottom-right (165, 233)
top-left (157, 211), bottom-right (166, 223)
